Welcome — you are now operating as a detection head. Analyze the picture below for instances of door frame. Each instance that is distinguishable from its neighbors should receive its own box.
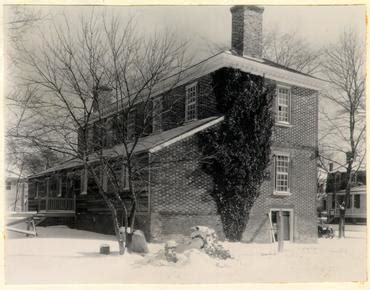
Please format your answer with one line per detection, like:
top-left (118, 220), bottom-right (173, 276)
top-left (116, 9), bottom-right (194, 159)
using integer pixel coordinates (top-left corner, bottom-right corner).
top-left (269, 208), bottom-right (294, 242)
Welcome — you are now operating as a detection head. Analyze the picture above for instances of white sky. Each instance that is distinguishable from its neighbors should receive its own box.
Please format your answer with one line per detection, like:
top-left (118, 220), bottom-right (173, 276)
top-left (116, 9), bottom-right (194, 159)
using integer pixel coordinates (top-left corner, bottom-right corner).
top-left (4, 5), bottom-right (366, 165)
top-left (5, 5), bottom-right (366, 59)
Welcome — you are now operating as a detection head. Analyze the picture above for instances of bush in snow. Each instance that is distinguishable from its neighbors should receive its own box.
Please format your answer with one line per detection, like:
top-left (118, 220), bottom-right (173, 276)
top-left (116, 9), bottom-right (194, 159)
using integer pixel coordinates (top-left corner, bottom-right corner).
top-left (190, 226), bottom-right (231, 260)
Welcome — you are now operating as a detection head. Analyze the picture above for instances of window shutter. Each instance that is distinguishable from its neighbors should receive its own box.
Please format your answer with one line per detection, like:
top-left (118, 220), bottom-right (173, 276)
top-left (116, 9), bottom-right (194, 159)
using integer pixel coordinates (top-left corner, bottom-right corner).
top-left (288, 155), bottom-right (293, 193)
top-left (272, 155), bottom-right (277, 192)
top-left (273, 89), bottom-right (278, 123)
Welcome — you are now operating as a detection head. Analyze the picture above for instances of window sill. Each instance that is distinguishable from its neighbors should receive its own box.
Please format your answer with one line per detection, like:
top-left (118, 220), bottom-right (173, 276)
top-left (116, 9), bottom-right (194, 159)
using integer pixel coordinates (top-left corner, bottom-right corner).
top-left (273, 191), bottom-right (292, 197)
top-left (275, 122), bottom-right (293, 128)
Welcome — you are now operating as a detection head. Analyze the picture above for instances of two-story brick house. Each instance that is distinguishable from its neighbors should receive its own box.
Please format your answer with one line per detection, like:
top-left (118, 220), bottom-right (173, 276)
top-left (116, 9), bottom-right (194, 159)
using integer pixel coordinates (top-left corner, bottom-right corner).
top-left (27, 5), bottom-right (324, 243)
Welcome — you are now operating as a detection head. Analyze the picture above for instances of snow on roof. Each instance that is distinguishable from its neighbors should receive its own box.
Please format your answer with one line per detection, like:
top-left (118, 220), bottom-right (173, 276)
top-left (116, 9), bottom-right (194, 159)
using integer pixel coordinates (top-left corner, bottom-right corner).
top-left (330, 161), bottom-right (366, 173)
top-left (28, 116), bottom-right (223, 178)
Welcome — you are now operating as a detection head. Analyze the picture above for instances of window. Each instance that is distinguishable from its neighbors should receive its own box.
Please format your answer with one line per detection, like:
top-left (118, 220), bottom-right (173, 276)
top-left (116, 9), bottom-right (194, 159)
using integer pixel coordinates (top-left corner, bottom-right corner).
top-left (152, 96), bottom-right (163, 133)
top-left (6, 181), bottom-right (11, 190)
top-left (346, 196), bottom-right (351, 209)
top-left (122, 165), bottom-right (130, 190)
top-left (185, 82), bottom-right (198, 121)
top-left (127, 109), bottom-right (136, 140)
top-left (274, 153), bottom-right (290, 194)
top-left (276, 86), bottom-right (291, 124)
top-left (354, 194), bottom-right (361, 209)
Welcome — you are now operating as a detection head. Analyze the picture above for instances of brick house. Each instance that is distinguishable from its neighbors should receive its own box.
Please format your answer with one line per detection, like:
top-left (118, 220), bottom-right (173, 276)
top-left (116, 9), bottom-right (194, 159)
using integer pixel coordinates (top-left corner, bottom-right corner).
top-left (27, 5), bottom-right (324, 243)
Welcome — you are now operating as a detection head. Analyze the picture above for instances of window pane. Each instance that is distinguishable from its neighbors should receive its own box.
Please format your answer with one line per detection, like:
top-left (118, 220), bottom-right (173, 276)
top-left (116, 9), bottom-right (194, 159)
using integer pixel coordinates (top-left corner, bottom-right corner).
top-left (277, 87), bottom-right (290, 123)
top-left (185, 83), bottom-right (197, 121)
top-left (275, 154), bottom-right (290, 192)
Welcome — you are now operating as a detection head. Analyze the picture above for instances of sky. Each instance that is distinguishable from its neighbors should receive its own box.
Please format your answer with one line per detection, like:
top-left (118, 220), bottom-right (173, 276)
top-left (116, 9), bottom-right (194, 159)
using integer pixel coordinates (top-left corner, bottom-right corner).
top-left (5, 5), bottom-right (366, 60)
top-left (4, 4), bottom-right (367, 166)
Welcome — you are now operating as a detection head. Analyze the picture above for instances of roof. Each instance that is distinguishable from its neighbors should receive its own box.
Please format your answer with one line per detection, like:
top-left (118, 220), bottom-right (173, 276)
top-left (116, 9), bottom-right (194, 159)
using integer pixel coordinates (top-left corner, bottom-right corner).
top-left (29, 116), bottom-right (223, 178)
top-left (89, 51), bottom-right (327, 123)
top-left (330, 161), bottom-right (366, 173)
top-left (330, 185), bottom-right (367, 195)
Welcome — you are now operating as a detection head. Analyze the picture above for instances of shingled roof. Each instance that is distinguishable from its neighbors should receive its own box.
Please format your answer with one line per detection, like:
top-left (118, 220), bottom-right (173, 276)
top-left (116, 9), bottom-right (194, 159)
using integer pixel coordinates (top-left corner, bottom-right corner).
top-left (28, 116), bottom-right (223, 178)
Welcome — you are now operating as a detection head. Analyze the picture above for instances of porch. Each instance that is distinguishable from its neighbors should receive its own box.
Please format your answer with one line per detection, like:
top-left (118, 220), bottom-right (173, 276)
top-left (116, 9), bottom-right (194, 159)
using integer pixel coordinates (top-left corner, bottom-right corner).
top-left (28, 197), bottom-right (76, 214)
top-left (28, 170), bottom-right (81, 215)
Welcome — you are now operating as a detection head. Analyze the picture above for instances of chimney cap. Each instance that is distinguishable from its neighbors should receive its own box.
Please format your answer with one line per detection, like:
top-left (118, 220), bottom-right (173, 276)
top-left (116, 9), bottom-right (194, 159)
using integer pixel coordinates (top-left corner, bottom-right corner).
top-left (230, 5), bottom-right (264, 13)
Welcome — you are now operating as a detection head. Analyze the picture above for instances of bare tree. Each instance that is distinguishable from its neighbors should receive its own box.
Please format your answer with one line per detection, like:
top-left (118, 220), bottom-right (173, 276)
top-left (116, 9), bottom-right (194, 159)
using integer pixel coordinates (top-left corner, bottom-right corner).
top-left (320, 30), bottom-right (365, 238)
top-left (262, 27), bottom-right (321, 74)
top-left (10, 10), bottom-right (190, 254)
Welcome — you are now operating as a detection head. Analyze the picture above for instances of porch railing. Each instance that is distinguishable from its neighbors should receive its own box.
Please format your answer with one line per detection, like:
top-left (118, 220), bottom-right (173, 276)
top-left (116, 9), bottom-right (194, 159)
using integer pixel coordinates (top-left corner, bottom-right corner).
top-left (28, 197), bottom-right (75, 212)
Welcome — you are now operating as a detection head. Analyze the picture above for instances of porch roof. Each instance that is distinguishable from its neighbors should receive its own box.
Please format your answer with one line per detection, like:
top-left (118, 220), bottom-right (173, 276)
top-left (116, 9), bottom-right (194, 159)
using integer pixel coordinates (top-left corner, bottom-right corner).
top-left (28, 116), bottom-right (223, 179)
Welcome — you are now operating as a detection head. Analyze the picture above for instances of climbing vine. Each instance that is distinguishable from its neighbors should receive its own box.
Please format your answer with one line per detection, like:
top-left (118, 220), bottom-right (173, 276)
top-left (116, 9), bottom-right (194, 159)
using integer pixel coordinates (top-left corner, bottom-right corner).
top-left (198, 68), bottom-right (275, 241)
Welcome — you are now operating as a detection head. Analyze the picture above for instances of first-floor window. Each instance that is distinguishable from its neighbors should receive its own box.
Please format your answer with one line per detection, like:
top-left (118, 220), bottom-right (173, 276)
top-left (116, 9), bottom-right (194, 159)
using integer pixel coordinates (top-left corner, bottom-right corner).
top-left (354, 194), bottom-right (361, 209)
top-left (274, 153), bottom-right (290, 194)
top-left (6, 181), bottom-right (11, 190)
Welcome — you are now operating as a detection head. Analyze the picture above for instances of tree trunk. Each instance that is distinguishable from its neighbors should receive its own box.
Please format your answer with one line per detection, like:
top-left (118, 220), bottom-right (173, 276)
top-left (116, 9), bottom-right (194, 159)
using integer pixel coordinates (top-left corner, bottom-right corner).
top-left (218, 196), bottom-right (249, 241)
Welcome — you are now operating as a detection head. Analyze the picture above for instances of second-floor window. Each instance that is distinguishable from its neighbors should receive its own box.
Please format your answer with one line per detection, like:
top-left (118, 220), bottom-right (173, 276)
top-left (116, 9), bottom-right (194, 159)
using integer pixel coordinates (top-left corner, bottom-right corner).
top-left (185, 82), bottom-right (198, 122)
top-left (6, 181), bottom-right (11, 190)
top-left (274, 153), bottom-right (290, 194)
top-left (276, 86), bottom-right (291, 124)
top-left (152, 96), bottom-right (163, 133)
top-left (127, 109), bottom-right (136, 140)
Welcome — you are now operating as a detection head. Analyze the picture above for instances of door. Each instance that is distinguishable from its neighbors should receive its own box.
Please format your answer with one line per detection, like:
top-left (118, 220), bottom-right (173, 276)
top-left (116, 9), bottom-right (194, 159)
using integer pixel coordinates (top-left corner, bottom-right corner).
top-left (282, 211), bottom-right (290, 240)
top-left (271, 210), bottom-right (292, 241)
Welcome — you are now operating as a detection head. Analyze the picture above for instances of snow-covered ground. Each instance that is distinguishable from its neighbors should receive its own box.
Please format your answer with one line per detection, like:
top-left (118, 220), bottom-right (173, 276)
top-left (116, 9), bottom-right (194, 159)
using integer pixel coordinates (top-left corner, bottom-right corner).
top-left (5, 225), bottom-right (367, 284)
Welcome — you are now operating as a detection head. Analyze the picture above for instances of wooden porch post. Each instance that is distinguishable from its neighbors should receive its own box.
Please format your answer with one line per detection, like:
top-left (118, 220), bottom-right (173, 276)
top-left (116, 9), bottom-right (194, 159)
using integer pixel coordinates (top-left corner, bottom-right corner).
top-left (46, 178), bottom-right (50, 211)
top-left (81, 168), bottom-right (88, 195)
top-left (37, 182), bottom-right (41, 211)
top-left (58, 173), bottom-right (62, 198)
top-left (21, 181), bottom-right (25, 212)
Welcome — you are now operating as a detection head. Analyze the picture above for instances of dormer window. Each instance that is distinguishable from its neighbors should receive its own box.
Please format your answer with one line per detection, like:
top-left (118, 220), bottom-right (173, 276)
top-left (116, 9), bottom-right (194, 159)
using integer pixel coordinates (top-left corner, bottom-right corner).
top-left (185, 82), bottom-right (198, 122)
top-left (152, 96), bottom-right (163, 133)
top-left (276, 86), bottom-right (291, 124)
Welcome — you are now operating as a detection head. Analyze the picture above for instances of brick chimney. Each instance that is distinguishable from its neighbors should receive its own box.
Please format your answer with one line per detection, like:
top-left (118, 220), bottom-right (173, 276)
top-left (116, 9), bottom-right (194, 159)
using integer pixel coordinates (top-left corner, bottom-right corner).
top-left (230, 5), bottom-right (264, 58)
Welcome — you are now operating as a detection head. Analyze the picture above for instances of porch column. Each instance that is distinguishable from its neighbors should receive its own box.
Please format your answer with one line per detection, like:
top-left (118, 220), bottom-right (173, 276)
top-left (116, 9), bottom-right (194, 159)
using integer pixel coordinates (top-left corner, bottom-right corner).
top-left (58, 173), bottom-right (62, 198)
top-left (81, 168), bottom-right (88, 195)
top-left (46, 178), bottom-right (50, 211)
top-left (21, 181), bottom-right (25, 212)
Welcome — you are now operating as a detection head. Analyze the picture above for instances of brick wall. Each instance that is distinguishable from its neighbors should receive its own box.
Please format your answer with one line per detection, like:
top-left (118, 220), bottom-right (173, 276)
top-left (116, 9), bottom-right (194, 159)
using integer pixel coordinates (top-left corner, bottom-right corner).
top-left (272, 86), bottom-right (318, 148)
top-left (148, 76), bottom-right (319, 243)
top-left (242, 147), bottom-right (318, 243)
top-left (161, 74), bottom-right (219, 131)
top-left (149, 136), bottom-right (224, 241)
